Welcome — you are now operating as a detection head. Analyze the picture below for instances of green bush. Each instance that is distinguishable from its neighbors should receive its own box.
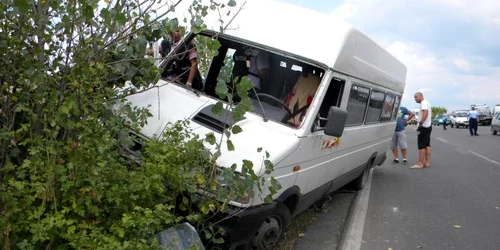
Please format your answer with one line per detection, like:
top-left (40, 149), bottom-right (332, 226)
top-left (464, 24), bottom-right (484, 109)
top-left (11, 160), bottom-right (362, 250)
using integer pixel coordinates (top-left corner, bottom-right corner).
top-left (0, 0), bottom-right (279, 249)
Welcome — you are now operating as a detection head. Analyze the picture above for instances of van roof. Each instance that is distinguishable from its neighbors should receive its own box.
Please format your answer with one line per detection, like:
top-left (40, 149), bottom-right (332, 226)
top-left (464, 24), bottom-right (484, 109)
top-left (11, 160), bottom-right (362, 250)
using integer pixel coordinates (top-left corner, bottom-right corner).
top-left (205, 0), bottom-right (407, 92)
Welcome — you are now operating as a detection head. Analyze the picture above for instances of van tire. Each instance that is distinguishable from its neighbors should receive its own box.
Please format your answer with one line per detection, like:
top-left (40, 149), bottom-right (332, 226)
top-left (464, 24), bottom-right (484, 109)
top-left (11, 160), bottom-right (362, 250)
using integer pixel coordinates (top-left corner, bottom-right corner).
top-left (349, 160), bottom-right (372, 191)
top-left (247, 202), bottom-right (291, 250)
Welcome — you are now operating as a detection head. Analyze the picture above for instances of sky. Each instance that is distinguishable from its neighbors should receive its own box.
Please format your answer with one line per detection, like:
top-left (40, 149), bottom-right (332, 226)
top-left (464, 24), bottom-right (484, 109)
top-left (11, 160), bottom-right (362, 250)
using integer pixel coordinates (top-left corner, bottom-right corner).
top-left (280, 0), bottom-right (500, 112)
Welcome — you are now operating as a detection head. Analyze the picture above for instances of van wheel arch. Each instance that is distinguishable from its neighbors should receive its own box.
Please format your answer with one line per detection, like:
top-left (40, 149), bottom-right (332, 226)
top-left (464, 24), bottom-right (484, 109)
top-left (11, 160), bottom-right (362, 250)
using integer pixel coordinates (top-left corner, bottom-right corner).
top-left (276, 186), bottom-right (300, 216)
top-left (348, 156), bottom-right (375, 191)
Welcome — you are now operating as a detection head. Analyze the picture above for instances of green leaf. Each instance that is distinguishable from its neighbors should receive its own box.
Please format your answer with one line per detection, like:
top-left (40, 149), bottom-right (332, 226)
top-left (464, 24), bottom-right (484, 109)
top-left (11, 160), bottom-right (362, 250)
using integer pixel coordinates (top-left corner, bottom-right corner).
top-left (206, 133), bottom-right (216, 145)
top-left (232, 105), bottom-right (246, 120)
top-left (257, 147), bottom-right (262, 153)
top-left (264, 196), bottom-right (273, 203)
top-left (227, 140), bottom-right (235, 151)
top-left (242, 160), bottom-right (253, 168)
top-left (230, 163), bottom-right (237, 171)
top-left (100, 9), bottom-right (111, 24)
top-left (224, 129), bottom-right (231, 138)
top-left (228, 0), bottom-right (237, 7)
top-left (14, 0), bottom-right (29, 14)
top-left (116, 12), bottom-right (127, 26)
top-left (231, 125), bottom-right (243, 134)
top-left (84, 4), bottom-right (94, 20)
top-left (264, 160), bottom-right (274, 174)
top-left (212, 101), bottom-right (223, 115)
top-left (215, 79), bottom-right (228, 99)
top-left (236, 77), bottom-right (254, 96)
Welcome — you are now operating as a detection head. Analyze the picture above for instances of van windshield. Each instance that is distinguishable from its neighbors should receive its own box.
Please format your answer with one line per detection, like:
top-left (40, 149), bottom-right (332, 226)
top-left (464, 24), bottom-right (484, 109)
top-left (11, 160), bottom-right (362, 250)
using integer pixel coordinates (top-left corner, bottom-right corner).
top-left (158, 31), bottom-right (325, 129)
top-left (455, 112), bottom-right (467, 117)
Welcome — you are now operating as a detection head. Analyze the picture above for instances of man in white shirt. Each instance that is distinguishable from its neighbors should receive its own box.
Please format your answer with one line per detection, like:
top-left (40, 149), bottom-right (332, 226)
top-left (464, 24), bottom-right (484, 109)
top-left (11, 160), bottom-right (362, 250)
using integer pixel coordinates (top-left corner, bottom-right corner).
top-left (411, 92), bottom-right (432, 169)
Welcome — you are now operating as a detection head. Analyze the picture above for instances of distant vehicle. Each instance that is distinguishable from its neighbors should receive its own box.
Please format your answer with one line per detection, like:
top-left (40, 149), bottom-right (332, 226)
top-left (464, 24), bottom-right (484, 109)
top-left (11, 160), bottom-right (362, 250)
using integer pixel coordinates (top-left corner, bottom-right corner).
top-left (450, 110), bottom-right (469, 128)
top-left (408, 116), bottom-right (418, 125)
top-left (493, 104), bottom-right (500, 116)
top-left (409, 108), bottom-right (419, 125)
top-left (471, 104), bottom-right (492, 126)
top-left (433, 114), bottom-right (450, 126)
top-left (491, 112), bottom-right (500, 135)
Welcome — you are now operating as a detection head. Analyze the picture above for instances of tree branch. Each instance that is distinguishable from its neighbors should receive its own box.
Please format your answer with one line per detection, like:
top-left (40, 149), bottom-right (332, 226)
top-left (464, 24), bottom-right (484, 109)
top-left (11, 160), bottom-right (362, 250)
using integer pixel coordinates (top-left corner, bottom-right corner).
top-left (94, 0), bottom-right (184, 58)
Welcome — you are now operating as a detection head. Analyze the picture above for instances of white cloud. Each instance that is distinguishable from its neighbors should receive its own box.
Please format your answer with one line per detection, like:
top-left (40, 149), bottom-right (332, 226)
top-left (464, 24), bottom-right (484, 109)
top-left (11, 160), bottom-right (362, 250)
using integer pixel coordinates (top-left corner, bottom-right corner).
top-left (453, 57), bottom-right (472, 72)
top-left (328, 0), bottom-right (500, 110)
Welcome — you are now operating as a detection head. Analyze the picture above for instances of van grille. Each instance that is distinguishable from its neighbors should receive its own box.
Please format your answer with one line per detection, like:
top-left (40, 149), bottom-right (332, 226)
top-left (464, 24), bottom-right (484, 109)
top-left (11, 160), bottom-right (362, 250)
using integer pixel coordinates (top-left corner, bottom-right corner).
top-left (192, 112), bottom-right (229, 133)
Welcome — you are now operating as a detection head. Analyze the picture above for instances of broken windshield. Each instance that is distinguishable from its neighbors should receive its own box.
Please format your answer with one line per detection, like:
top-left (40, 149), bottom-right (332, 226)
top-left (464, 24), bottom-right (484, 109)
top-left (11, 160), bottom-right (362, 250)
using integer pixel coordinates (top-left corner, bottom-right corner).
top-left (157, 31), bottom-right (325, 129)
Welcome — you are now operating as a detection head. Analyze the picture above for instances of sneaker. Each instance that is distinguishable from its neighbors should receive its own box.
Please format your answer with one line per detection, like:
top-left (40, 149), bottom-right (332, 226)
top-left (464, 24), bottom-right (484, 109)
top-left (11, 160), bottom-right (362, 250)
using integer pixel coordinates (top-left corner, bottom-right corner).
top-left (393, 159), bottom-right (400, 164)
top-left (403, 159), bottom-right (408, 165)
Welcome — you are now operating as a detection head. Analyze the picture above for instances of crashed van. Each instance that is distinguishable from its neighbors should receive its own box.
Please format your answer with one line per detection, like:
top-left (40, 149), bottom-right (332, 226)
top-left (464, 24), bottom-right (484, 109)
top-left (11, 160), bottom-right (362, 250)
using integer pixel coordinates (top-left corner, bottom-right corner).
top-left (123, 1), bottom-right (407, 249)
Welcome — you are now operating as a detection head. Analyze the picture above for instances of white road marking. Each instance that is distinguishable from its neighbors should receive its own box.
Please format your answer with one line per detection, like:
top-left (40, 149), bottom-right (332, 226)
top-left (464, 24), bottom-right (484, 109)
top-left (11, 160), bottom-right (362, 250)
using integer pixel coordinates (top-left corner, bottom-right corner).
top-left (437, 137), bottom-right (449, 144)
top-left (338, 169), bottom-right (373, 250)
top-left (468, 150), bottom-right (500, 166)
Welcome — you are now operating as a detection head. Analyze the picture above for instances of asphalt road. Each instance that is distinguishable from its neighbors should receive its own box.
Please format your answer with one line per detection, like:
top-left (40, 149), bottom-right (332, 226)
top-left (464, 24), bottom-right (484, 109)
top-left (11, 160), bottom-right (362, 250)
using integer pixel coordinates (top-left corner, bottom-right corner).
top-left (361, 125), bottom-right (500, 250)
top-left (293, 124), bottom-right (500, 250)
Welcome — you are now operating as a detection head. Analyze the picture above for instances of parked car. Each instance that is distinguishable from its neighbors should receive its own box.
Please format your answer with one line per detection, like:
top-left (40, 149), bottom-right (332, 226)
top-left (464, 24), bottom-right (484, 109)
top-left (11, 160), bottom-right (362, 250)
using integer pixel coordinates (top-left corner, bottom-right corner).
top-left (450, 110), bottom-right (469, 128)
top-left (491, 112), bottom-right (500, 135)
top-left (433, 114), bottom-right (450, 126)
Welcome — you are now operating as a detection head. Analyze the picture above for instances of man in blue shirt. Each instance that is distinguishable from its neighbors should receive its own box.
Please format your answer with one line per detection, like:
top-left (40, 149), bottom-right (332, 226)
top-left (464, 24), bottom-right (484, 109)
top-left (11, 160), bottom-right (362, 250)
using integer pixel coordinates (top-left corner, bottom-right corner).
top-left (391, 106), bottom-right (415, 164)
top-left (467, 106), bottom-right (479, 136)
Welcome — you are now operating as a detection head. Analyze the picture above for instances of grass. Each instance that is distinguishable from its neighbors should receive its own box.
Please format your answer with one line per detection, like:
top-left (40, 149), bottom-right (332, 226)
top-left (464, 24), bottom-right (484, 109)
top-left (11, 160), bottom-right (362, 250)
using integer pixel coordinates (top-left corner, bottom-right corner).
top-left (276, 207), bottom-right (318, 250)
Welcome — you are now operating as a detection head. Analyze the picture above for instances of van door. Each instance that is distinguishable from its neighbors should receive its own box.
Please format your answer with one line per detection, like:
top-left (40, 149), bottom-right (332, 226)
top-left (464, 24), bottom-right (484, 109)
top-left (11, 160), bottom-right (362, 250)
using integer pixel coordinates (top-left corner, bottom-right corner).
top-left (292, 73), bottom-right (346, 214)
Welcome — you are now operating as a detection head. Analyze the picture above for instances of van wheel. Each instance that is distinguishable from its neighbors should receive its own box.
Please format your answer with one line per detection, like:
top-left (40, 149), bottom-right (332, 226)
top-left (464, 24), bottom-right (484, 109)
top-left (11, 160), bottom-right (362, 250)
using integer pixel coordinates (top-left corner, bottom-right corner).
top-left (349, 160), bottom-right (372, 191)
top-left (248, 203), bottom-right (291, 250)
top-left (492, 126), bottom-right (497, 135)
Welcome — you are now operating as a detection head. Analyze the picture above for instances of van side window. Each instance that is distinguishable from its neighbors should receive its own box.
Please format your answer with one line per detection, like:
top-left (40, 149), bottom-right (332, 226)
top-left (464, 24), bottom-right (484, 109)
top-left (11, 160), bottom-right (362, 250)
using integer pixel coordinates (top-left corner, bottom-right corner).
top-left (380, 93), bottom-right (395, 122)
top-left (365, 90), bottom-right (385, 124)
top-left (315, 77), bottom-right (345, 128)
top-left (345, 85), bottom-right (370, 126)
top-left (391, 95), bottom-right (401, 121)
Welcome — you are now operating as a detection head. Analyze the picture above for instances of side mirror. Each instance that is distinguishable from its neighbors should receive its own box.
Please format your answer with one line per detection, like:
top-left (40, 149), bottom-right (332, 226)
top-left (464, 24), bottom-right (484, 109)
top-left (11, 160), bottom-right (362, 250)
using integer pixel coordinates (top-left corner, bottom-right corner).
top-left (324, 106), bottom-right (348, 137)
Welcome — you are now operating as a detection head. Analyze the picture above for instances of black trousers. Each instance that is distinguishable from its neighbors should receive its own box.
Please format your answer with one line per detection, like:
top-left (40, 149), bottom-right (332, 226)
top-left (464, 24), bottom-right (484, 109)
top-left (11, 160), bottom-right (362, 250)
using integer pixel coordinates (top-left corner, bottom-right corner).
top-left (469, 118), bottom-right (478, 135)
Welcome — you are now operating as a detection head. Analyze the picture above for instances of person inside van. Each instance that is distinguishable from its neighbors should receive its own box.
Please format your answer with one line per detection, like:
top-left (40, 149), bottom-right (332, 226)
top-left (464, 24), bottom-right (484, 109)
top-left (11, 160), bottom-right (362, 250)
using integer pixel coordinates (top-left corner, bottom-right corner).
top-left (284, 65), bottom-right (321, 127)
top-left (162, 28), bottom-right (203, 91)
top-left (231, 46), bottom-right (270, 95)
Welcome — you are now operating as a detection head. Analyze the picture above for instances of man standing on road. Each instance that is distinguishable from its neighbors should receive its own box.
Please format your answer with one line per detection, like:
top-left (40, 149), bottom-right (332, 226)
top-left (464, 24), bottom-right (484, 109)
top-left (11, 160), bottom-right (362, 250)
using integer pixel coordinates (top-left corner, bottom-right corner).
top-left (392, 106), bottom-right (415, 165)
top-left (411, 92), bottom-right (432, 169)
top-left (467, 106), bottom-right (479, 136)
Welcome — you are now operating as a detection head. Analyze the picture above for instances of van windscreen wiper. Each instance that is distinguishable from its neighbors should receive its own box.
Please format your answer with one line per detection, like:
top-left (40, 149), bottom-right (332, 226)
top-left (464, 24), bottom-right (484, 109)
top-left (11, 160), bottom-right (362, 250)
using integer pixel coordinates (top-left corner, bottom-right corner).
top-left (251, 88), bottom-right (269, 122)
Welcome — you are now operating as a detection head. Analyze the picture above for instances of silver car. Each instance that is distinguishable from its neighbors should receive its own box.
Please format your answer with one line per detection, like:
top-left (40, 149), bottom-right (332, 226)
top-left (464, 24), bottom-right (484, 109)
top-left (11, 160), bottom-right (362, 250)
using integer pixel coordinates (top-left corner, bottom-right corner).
top-left (450, 110), bottom-right (469, 128)
top-left (492, 112), bottom-right (500, 135)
